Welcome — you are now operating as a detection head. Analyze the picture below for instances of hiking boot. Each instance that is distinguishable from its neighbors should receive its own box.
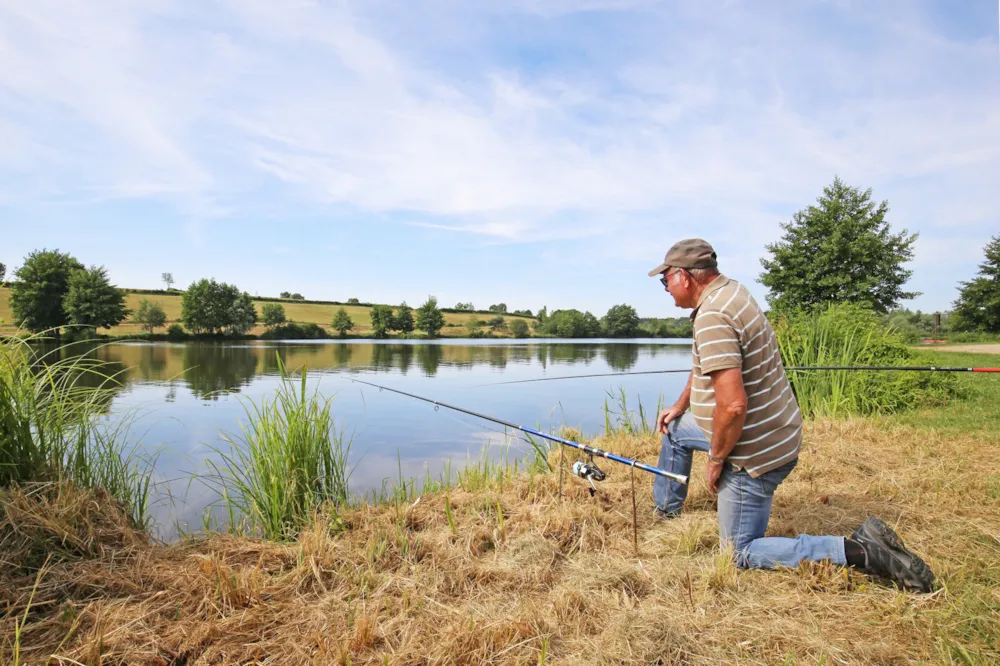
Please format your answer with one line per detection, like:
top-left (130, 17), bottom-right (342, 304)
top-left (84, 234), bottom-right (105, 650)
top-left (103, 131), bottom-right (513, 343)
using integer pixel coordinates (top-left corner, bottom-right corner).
top-left (851, 516), bottom-right (936, 593)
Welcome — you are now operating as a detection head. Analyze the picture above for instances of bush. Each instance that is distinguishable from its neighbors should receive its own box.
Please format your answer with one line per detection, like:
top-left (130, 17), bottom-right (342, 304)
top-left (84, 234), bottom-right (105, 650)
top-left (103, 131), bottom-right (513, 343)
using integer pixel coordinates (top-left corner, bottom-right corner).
top-left (773, 303), bottom-right (955, 418)
top-left (509, 319), bottom-right (530, 337)
top-left (166, 324), bottom-right (187, 340)
top-left (260, 322), bottom-right (328, 340)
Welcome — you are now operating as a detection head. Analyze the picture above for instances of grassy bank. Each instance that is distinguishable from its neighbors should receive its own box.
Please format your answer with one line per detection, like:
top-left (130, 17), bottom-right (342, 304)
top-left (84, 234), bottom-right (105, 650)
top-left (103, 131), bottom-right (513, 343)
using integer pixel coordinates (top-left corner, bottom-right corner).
top-left (0, 287), bottom-right (535, 339)
top-left (3, 355), bottom-right (1000, 663)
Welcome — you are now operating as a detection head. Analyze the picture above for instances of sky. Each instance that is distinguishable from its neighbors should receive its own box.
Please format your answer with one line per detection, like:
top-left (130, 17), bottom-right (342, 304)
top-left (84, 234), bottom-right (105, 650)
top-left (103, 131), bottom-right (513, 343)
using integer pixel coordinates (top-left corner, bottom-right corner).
top-left (1, 0), bottom-right (998, 319)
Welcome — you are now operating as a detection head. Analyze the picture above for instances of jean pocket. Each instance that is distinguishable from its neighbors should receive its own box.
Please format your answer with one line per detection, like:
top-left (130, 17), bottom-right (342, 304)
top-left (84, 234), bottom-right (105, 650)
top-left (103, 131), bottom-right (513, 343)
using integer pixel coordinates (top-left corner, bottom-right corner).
top-left (759, 459), bottom-right (797, 494)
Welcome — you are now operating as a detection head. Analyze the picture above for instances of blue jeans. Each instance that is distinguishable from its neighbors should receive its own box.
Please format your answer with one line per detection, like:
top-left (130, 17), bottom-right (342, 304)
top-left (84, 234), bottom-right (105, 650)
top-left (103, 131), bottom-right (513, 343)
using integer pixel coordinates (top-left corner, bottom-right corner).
top-left (653, 414), bottom-right (846, 569)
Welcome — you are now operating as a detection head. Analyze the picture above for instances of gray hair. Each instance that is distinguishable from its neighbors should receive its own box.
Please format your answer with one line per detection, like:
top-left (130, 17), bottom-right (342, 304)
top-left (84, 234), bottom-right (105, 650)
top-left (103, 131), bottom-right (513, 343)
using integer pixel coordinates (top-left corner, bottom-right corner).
top-left (687, 267), bottom-right (720, 283)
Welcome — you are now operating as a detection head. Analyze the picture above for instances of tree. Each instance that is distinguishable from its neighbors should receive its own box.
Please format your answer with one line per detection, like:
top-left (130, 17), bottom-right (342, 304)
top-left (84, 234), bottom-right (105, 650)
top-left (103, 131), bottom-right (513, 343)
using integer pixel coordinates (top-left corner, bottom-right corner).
top-left (332, 308), bottom-right (354, 336)
top-left (9, 249), bottom-right (85, 332)
top-left (290, 293), bottom-right (304, 300)
top-left (415, 296), bottom-right (446, 337)
top-left (488, 314), bottom-right (507, 332)
top-left (280, 291), bottom-right (291, 299)
top-left (602, 304), bottom-right (640, 337)
top-left (509, 319), bottom-right (530, 337)
top-left (162, 272), bottom-right (174, 290)
top-left (261, 302), bottom-right (287, 329)
top-left (347, 297), bottom-right (360, 305)
top-left (394, 303), bottom-right (415, 333)
top-left (181, 279), bottom-right (257, 335)
top-left (759, 177), bottom-right (918, 314)
top-left (512, 309), bottom-right (533, 317)
top-left (952, 235), bottom-right (1000, 333)
top-left (543, 309), bottom-right (602, 338)
top-left (133, 299), bottom-right (168, 333)
top-left (370, 304), bottom-right (395, 338)
top-left (454, 302), bottom-right (474, 311)
top-left (488, 303), bottom-right (508, 313)
top-left (0, 262), bottom-right (5, 282)
top-left (63, 265), bottom-right (129, 332)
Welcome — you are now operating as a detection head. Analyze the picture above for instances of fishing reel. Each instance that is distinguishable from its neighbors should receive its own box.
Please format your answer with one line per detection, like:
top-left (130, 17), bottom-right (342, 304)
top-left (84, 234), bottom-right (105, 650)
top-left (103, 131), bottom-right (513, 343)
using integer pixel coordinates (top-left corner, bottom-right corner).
top-left (572, 458), bottom-right (607, 496)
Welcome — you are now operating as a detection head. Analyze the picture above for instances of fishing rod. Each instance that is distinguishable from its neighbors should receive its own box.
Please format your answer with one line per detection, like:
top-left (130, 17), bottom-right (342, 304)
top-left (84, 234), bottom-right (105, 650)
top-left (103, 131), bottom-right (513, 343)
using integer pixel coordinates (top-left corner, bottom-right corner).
top-left (478, 365), bottom-right (1000, 387)
top-left (349, 377), bottom-right (688, 485)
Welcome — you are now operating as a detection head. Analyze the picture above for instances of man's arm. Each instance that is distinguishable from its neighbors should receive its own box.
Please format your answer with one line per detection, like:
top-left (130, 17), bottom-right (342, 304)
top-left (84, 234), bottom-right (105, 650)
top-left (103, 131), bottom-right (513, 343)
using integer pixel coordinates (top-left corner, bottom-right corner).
top-left (705, 367), bottom-right (748, 492)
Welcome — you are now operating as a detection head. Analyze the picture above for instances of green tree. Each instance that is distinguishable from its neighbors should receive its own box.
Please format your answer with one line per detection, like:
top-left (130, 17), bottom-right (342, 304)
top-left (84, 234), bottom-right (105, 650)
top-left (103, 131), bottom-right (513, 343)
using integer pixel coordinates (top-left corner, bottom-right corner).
top-left (370, 304), bottom-right (395, 338)
top-left (759, 177), bottom-right (918, 314)
top-left (0, 262), bottom-right (5, 282)
top-left (261, 302), bottom-right (287, 329)
top-left (332, 308), bottom-right (354, 336)
top-left (394, 303), bottom-right (415, 333)
top-left (63, 265), bottom-right (129, 332)
top-left (347, 297), bottom-right (360, 305)
top-left (415, 296), bottom-right (446, 337)
top-left (454, 302), bottom-right (474, 311)
top-left (488, 314), bottom-right (507, 332)
top-left (280, 291), bottom-right (291, 299)
top-left (133, 298), bottom-right (168, 333)
top-left (290, 293), bottom-right (304, 300)
top-left (488, 303), bottom-right (508, 313)
top-left (602, 304), bottom-right (640, 337)
top-left (10, 249), bottom-right (85, 333)
top-left (162, 272), bottom-right (174, 290)
top-left (509, 318), bottom-right (530, 337)
top-left (181, 279), bottom-right (257, 335)
top-left (952, 235), bottom-right (1000, 332)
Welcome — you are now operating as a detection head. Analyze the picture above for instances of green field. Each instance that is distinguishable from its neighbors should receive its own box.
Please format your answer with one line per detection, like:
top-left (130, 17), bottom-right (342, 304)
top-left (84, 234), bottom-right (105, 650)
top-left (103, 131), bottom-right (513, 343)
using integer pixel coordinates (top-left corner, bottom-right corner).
top-left (0, 287), bottom-right (533, 338)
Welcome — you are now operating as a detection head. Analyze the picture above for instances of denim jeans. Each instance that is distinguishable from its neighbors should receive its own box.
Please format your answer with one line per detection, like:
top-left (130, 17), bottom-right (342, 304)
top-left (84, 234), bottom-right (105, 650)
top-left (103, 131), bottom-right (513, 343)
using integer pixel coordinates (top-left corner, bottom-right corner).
top-left (653, 414), bottom-right (846, 569)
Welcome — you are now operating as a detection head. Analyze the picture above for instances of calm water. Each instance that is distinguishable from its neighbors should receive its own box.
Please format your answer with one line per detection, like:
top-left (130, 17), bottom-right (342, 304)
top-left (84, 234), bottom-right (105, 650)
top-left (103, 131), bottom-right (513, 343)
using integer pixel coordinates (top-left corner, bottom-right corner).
top-left (74, 339), bottom-right (694, 537)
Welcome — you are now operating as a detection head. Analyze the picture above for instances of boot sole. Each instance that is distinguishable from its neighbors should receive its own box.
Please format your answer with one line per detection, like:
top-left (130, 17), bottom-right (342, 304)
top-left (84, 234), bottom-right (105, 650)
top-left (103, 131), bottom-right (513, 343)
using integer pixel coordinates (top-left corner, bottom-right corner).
top-left (855, 517), bottom-right (936, 592)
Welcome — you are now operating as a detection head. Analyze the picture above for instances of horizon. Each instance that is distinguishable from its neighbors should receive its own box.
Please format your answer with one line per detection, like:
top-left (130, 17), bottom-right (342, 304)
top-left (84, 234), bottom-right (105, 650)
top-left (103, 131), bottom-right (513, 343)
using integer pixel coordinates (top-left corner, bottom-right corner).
top-left (2, 1), bottom-right (998, 318)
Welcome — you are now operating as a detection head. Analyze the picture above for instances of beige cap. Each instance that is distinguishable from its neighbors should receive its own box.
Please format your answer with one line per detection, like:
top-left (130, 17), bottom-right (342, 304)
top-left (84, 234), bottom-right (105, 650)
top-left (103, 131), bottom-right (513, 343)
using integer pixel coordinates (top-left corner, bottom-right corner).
top-left (647, 239), bottom-right (718, 276)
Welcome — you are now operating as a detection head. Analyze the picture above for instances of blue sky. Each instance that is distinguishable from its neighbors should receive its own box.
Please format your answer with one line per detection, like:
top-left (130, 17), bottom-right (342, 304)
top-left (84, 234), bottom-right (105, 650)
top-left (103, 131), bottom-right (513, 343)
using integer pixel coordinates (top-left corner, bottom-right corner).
top-left (2, 0), bottom-right (998, 318)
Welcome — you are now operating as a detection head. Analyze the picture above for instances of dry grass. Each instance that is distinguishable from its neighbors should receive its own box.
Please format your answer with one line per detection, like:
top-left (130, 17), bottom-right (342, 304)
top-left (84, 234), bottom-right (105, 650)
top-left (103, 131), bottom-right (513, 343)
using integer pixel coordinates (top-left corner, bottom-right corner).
top-left (3, 419), bottom-right (999, 665)
top-left (0, 287), bottom-right (532, 338)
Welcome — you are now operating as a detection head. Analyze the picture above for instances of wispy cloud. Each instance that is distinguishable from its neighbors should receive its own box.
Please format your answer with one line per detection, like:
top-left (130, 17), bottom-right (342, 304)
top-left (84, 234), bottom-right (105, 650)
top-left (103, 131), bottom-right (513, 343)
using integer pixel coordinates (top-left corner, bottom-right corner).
top-left (1, 0), bottom-right (996, 312)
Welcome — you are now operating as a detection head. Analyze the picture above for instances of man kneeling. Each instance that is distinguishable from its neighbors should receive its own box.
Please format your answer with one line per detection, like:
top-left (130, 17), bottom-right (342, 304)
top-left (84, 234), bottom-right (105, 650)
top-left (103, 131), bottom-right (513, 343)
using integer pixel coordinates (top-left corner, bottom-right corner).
top-left (649, 239), bottom-right (935, 593)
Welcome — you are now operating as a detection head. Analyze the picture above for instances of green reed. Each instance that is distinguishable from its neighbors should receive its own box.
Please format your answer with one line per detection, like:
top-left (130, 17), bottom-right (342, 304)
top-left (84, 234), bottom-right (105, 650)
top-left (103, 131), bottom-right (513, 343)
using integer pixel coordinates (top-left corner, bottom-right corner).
top-left (206, 355), bottom-right (351, 540)
top-left (0, 332), bottom-right (154, 528)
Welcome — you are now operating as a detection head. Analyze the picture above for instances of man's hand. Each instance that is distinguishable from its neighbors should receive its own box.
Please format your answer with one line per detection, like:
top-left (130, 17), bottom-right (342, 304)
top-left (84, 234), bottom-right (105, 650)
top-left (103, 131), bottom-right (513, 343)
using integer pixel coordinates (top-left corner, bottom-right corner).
top-left (705, 459), bottom-right (724, 494)
top-left (657, 405), bottom-right (686, 434)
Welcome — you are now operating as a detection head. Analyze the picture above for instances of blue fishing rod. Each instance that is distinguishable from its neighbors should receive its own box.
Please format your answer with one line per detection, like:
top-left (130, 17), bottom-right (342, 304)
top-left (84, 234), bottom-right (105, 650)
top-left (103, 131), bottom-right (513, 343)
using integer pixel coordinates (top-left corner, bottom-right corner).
top-left (349, 377), bottom-right (688, 485)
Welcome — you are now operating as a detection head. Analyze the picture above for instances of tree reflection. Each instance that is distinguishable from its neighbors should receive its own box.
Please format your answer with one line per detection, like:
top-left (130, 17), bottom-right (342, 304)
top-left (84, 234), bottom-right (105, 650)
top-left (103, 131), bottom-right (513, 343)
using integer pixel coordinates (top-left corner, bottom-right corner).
top-left (416, 344), bottom-right (443, 376)
top-left (182, 343), bottom-right (260, 400)
top-left (603, 344), bottom-right (640, 371)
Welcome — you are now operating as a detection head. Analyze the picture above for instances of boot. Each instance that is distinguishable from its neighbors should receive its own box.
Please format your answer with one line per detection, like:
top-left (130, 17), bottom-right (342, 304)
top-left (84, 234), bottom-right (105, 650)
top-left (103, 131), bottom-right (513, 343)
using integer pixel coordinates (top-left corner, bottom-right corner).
top-left (851, 516), bottom-right (936, 593)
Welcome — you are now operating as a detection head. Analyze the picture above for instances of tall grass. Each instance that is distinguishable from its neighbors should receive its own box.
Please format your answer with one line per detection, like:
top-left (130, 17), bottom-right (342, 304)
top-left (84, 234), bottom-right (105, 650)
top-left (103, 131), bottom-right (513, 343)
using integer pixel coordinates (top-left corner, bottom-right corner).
top-left (602, 387), bottom-right (663, 435)
top-left (206, 355), bottom-right (351, 540)
top-left (0, 333), bottom-right (154, 527)
top-left (773, 303), bottom-right (956, 418)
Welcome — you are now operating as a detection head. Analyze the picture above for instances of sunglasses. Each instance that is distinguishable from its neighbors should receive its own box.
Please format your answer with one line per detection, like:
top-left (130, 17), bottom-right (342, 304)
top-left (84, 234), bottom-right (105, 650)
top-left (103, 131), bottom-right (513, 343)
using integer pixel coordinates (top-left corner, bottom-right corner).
top-left (659, 268), bottom-right (689, 288)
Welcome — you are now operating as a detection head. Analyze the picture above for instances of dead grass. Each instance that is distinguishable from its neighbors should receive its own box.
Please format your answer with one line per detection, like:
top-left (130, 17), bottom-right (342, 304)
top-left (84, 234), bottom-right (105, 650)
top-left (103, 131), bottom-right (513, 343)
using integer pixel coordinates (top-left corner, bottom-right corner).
top-left (2, 419), bottom-right (999, 665)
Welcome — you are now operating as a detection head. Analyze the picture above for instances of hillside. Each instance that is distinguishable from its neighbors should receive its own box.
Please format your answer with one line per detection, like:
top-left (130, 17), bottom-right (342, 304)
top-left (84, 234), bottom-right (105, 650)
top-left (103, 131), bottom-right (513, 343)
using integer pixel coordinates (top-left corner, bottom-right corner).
top-left (0, 287), bottom-right (534, 338)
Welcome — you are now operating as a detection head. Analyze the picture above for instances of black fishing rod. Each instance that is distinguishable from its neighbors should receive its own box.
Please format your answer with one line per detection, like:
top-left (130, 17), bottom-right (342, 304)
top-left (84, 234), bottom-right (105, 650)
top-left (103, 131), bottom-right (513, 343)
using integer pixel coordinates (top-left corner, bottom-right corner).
top-left (349, 377), bottom-right (688, 485)
top-left (478, 365), bottom-right (1000, 387)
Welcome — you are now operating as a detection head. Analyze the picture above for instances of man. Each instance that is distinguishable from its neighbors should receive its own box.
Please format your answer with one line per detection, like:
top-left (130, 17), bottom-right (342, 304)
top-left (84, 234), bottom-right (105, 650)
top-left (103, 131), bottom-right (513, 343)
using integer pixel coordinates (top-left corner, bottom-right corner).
top-left (649, 238), bottom-right (935, 592)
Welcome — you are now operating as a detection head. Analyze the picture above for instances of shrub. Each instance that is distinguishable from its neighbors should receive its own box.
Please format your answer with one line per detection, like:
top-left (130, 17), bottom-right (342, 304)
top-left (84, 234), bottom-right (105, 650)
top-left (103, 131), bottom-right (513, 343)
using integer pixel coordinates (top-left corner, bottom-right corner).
top-left (773, 303), bottom-right (955, 418)
top-left (259, 322), bottom-right (328, 340)
top-left (509, 319), bottom-right (530, 337)
top-left (166, 323), bottom-right (187, 340)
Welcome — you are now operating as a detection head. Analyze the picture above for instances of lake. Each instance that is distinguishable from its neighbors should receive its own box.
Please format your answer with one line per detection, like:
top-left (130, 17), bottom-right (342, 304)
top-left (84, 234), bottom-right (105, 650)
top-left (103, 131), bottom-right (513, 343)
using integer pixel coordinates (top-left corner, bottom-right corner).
top-left (75, 338), bottom-right (694, 537)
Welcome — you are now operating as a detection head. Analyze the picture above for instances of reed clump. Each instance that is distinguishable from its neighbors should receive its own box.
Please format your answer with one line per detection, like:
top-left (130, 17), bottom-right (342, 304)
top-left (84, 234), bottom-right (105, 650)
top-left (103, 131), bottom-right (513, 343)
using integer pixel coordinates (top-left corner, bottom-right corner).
top-left (4, 415), bottom-right (999, 664)
top-left (204, 356), bottom-right (352, 541)
top-left (774, 303), bottom-right (957, 418)
top-left (0, 333), bottom-right (154, 528)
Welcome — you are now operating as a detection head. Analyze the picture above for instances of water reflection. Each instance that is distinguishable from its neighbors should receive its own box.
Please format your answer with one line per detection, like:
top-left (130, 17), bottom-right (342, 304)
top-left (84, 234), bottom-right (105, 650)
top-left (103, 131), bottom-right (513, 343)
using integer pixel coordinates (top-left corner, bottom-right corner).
top-left (183, 344), bottom-right (259, 400)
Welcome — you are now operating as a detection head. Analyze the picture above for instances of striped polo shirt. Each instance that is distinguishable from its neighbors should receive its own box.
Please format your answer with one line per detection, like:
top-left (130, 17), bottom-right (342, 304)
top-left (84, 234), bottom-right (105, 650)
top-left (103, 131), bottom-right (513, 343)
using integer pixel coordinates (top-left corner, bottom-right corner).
top-left (689, 274), bottom-right (802, 477)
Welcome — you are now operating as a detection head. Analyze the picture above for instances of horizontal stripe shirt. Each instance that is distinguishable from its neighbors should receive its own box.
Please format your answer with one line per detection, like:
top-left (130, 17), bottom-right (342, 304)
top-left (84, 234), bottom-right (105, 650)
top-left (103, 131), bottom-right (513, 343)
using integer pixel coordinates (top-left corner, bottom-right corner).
top-left (689, 274), bottom-right (802, 477)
